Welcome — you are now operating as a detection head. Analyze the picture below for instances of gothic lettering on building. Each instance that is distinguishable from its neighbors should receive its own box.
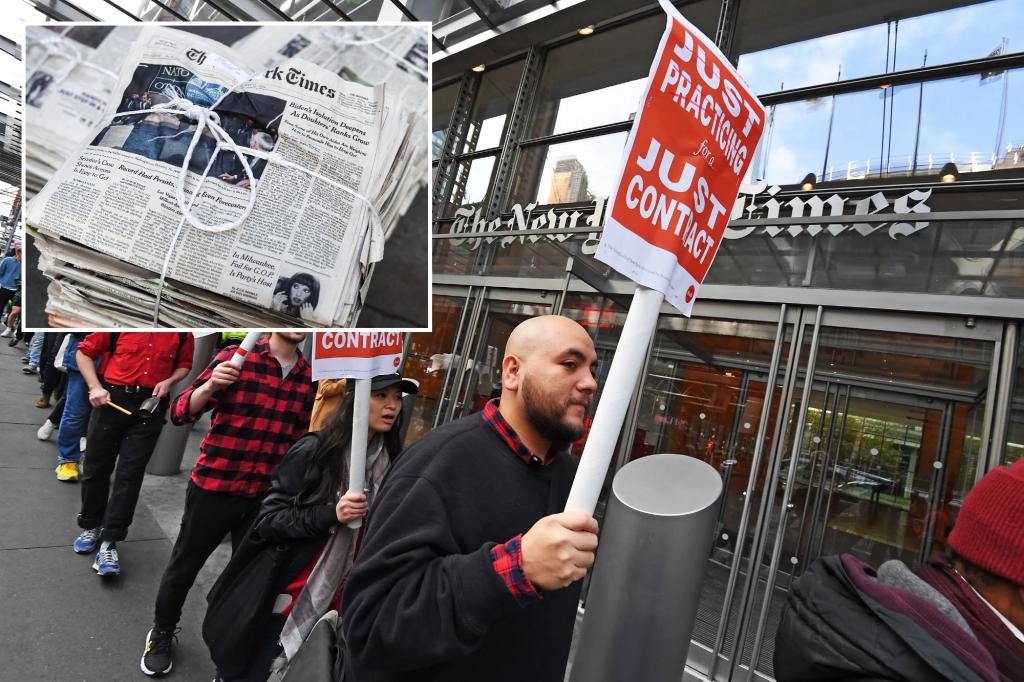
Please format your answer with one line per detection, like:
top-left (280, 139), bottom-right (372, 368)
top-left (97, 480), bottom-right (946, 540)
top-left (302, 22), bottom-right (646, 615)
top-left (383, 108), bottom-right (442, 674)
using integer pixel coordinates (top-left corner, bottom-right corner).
top-left (725, 182), bottom-right (932, 240)
top-left (449, 198), bottom-right (607, 255)
top-left (447, 185), bottom-right (933, 252)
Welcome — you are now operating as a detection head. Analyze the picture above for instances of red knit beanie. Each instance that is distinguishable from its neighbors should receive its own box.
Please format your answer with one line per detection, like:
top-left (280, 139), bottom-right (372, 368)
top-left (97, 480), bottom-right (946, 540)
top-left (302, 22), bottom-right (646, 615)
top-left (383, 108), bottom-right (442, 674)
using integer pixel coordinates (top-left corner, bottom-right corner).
top-left (947, 457), bottom-right (1024, 586)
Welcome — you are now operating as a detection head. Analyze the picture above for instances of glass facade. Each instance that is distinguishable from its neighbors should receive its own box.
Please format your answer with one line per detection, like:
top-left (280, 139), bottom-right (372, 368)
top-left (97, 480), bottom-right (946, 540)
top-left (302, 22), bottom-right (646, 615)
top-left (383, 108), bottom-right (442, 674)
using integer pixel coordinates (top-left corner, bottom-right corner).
top-left (736, 0), bottom-right (1024, 95)
top-left (750, 67), bottom-right (1024, 186)
top-left (9, 1), bottom-right (1023, 680)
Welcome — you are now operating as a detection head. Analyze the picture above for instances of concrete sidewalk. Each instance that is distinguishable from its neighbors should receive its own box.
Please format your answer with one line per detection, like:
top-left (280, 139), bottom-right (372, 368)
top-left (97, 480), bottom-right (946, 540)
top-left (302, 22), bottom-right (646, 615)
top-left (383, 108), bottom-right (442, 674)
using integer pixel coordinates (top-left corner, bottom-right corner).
top-left (0, 338), bottom-right (229, 681)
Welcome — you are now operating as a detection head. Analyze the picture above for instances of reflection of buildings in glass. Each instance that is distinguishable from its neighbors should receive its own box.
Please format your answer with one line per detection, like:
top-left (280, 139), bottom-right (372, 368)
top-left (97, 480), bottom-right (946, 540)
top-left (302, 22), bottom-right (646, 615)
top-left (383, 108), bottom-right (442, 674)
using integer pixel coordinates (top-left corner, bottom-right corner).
top-left (993, 144), bottom-right (1024, 170)
top-left (547, 155), bottom-right (590, 203)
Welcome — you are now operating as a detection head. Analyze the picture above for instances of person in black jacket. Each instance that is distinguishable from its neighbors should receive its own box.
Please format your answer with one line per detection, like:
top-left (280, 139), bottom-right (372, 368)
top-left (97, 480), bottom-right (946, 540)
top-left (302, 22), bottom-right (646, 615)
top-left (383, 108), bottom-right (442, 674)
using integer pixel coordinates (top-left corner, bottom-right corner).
top-left (774, 457), bottom-right (1024, 681)
top-left (342, 315), bottom-right (601, 682)
top-left (217, 373), bottom-right (417, 682)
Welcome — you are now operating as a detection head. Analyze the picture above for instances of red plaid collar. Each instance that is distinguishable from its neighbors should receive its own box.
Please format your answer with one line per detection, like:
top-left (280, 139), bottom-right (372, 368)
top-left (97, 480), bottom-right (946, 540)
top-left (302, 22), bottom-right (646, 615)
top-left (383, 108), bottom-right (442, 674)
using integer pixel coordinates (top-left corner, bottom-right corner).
top-left (481, 398), bottom-right (560, 467)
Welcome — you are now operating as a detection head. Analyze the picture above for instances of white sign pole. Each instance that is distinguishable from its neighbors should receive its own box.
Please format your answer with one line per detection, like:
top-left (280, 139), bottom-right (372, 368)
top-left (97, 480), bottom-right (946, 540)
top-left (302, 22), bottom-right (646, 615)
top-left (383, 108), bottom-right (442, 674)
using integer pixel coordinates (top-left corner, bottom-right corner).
top-left (229, 331), bottom-right (262, 367)
top-left (347, 377), bottom-right (371, 529)
top-left (564, 285), bottom-right (664, 516)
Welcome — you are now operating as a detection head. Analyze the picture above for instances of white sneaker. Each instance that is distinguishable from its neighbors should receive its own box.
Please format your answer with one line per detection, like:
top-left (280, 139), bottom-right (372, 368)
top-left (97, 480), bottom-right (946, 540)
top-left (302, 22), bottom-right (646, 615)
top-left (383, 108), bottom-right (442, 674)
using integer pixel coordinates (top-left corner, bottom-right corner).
top-left (0, 328), bottom-right (11, 338)
top-left (37, 420), bottom-right (56, 440)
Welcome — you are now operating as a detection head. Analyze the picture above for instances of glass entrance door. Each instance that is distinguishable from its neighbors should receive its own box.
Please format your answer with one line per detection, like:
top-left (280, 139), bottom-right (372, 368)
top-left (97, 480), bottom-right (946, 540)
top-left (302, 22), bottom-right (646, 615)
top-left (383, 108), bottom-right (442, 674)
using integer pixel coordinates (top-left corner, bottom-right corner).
top-left (790, 386), bottom-right (950, 571)
top-left (733, 316), bottom-right (996, 682)
top-left (783, 326), bottom-right (994, 575)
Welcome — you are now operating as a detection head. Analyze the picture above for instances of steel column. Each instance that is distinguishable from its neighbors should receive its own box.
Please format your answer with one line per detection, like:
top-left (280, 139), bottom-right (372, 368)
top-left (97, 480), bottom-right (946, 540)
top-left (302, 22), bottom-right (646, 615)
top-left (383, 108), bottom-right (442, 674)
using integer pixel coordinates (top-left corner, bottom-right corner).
top-left (710, 305), bottom-right (788, 679)
top-left (987, 322), bottom-right (1019, 470)
top-left (432, 74), bottom-right (480, 216)
top-left (745, 306), bottom-right (823, 680)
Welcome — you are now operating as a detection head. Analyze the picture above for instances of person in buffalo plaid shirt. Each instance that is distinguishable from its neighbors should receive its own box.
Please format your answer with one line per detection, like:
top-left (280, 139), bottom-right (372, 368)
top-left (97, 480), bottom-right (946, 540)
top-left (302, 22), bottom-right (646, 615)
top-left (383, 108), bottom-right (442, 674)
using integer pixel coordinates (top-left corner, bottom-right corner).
top-left (140, 332), bottom-right (313, 678)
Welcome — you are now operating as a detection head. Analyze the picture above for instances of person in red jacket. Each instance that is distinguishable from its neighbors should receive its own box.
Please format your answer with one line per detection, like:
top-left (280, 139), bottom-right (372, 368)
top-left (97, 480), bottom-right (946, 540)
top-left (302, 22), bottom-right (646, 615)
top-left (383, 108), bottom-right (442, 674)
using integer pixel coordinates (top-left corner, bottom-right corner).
top-left (70, 332), bottom-right (194, 578)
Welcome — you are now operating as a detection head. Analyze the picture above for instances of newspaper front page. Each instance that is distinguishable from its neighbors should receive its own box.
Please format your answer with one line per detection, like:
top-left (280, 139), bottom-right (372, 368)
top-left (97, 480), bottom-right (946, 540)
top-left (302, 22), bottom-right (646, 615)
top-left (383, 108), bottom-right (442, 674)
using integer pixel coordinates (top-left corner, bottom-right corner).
top-left (27, 26), bottom-right (394, 327)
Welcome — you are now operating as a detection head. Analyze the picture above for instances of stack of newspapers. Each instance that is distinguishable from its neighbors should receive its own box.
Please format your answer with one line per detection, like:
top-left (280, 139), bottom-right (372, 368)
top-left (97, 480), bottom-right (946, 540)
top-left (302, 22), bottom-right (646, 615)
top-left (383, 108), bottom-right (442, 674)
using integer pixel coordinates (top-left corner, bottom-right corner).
top-left (24, 26), bottom-right (137, 195)
top-left (24, 24), bottom-right (427, 328)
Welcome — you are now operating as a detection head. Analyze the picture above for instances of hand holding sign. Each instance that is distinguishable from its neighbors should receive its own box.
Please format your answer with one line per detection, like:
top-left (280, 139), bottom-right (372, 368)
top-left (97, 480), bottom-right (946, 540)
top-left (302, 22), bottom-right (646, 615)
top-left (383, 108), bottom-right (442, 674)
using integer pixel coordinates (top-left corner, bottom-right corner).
top-left (336, 489), bottom-right (368, 523)
top-left (206, 361), bottom-right (241, 391)
top-left (521, 512), bottom-right (600, 590)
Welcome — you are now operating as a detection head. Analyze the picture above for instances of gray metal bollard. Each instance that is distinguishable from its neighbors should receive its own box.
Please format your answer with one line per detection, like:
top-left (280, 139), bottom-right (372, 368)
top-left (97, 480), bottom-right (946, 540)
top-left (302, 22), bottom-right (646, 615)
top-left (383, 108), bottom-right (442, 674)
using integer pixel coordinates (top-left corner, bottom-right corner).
top-left (146, 333), bottom-right (218, 476)
top-left (568, 454), bottom-right (723, 682)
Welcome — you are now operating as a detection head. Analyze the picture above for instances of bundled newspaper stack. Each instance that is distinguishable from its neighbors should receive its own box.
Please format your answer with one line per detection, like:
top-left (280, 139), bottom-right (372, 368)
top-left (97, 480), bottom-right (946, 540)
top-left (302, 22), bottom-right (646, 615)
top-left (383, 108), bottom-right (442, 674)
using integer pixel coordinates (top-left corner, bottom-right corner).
top-left (25, 24), bottom-right (428, 328)
top-left (232, 24), bottom-right (429, 240)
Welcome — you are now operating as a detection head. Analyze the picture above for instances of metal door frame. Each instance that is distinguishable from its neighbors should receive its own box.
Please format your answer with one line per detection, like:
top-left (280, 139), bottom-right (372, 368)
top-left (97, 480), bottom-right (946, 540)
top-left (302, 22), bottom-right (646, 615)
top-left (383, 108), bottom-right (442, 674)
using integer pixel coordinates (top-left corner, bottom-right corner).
top-left (714, 306), bottom-right (1009, 681)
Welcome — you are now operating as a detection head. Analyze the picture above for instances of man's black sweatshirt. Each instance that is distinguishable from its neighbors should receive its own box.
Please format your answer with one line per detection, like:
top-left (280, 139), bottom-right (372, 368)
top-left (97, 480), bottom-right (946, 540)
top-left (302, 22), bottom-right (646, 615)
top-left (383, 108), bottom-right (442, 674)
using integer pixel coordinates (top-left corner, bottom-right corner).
top-left (342, 412), bottom-right (581, 682)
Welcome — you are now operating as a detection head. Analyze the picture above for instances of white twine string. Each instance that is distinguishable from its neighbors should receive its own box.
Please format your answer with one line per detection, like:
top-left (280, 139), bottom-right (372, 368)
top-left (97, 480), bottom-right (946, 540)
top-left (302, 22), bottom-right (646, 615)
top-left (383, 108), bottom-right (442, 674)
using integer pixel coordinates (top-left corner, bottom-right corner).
top-left (111, 96), bottom-right (259, 231)
top-left (101, 96), bottom-right (383, 325)
top-left (27, 36), bottom-right (121, 87)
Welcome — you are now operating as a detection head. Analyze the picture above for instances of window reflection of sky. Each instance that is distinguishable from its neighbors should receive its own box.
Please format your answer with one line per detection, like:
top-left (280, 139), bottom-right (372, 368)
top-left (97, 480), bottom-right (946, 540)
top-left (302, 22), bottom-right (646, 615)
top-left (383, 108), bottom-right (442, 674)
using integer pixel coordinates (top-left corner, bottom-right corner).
top-left (751, 68), bottom-right (1024, 184)
top-left (739, 0), bottom-right (1024, 94)
top-left (546, 78), bottom-right (646, 136)
top-left (741, 0), bottom-right (1024, 183)
top-left (453, 155), bottom-right (496, 209)
top-left (522, 133), bottom-right (629, 205)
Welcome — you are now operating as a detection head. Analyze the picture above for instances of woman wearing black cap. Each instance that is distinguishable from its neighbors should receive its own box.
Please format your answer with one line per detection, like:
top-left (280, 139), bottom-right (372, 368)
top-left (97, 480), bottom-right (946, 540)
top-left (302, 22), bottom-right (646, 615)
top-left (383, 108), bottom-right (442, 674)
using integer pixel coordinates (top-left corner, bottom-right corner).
top-left (209, 373), bottom-right (418, 682)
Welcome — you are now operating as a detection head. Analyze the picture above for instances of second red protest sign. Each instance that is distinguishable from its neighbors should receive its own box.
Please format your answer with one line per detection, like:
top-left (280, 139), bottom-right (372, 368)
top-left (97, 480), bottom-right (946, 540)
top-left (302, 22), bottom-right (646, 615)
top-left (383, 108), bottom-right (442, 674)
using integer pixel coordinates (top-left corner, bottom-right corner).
top-left (312, 332), bottom-right (404, 381)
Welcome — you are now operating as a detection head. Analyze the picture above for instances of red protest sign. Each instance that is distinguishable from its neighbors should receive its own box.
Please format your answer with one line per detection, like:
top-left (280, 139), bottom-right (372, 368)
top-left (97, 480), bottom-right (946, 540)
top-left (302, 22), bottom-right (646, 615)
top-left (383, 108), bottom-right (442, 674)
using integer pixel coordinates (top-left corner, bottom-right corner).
top-left (596, 0), bottom-right (765, 315)
top-left (312, 332), bottom-right (404, 380)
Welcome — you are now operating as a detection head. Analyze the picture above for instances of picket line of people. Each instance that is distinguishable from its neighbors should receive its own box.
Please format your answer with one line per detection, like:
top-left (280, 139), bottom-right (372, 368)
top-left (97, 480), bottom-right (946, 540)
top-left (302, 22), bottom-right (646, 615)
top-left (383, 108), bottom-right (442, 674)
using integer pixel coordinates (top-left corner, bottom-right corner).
top-left (8, 318), bottom-right (1021, 682)
top-left (34, 319), bottom-right (602, 682)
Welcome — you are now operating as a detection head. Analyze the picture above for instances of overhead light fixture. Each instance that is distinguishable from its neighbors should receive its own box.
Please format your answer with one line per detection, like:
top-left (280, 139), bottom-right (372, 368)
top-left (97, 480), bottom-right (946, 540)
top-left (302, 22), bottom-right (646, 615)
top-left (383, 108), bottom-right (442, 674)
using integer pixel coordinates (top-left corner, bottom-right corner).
top-left (471, 64), bottom-right (486, 73)
top-left (939, 162), bottom-right (958, 183)
top-left (578, 25), bottom-right (596, 36)
top-left (879, 83), bottom-right (892, 89)
top-left (800, 172), bottom-right (816, 191)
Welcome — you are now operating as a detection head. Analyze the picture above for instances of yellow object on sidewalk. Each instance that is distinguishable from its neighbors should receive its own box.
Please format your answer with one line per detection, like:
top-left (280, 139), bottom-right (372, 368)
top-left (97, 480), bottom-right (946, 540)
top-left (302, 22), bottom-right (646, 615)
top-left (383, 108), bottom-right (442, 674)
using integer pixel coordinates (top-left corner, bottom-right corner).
top-left (55, 462), bottom-right (79, 482)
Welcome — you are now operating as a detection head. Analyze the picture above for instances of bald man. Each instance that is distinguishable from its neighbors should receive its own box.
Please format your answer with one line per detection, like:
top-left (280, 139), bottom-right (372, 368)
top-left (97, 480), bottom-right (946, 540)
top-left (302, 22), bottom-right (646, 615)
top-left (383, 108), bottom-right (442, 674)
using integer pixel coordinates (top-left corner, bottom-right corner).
top-left (343, 316), bottom-right (600, 682)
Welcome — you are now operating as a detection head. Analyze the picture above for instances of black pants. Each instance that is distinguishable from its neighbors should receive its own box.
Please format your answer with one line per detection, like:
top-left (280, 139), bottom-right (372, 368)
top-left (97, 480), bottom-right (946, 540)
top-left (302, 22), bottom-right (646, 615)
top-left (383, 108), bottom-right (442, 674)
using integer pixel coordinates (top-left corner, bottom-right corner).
top-left (0, 288), bottom-right (15, 318)
top-left (41, 334), bottom-right (67, 398)
top-left (78, 387), bottom-right (168, 542)
top-left (48, 396), bottom-right (65, 426)
top-left (154, 481), bottom-right (261, 629)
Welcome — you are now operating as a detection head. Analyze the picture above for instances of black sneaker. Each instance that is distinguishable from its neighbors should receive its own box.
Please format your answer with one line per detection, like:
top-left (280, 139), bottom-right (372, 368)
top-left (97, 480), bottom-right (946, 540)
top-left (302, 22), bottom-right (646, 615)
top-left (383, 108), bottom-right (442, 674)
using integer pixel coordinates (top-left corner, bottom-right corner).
top-left (141, 626), bottom-right (178, 677)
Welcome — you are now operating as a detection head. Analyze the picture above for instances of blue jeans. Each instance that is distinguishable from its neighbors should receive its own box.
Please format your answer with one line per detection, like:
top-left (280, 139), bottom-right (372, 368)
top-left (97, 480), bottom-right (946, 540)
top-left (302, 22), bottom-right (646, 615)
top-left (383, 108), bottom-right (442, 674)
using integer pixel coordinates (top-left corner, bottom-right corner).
top-left (57, 370), bottom-right (91, 464)
top-left (28, 332), bottom-right (44, 366)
